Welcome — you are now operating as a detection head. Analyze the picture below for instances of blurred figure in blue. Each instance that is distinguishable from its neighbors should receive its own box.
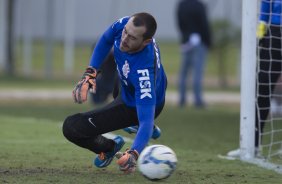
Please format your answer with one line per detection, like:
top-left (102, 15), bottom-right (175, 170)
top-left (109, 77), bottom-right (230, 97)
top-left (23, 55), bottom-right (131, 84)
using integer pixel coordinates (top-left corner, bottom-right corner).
top-left (176, 0), bottom-right (212, 108)
top-left (228, 0), bottom-right (282, 157)
top-left (255, 0), bottom-right (282, 154)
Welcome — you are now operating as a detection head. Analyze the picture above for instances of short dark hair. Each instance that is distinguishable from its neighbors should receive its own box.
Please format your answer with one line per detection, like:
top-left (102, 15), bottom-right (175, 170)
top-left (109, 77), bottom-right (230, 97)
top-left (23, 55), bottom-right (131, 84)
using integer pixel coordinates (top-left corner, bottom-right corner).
top-left (131, 12), bottom-right (157, 40)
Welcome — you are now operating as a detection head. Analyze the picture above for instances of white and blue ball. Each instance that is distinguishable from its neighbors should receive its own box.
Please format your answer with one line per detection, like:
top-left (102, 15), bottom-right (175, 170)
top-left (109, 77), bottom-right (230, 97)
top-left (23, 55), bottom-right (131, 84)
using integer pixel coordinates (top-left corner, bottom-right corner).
top-left (137, 144), bottom-right (177, 180)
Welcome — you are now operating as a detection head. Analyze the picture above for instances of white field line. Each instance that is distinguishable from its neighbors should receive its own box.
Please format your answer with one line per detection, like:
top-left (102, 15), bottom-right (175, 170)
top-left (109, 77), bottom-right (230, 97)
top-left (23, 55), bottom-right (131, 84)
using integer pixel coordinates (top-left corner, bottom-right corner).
top-left (0, 89), bottom-right (240, 104)
top-left (217, 154), bottom-right (282, 174)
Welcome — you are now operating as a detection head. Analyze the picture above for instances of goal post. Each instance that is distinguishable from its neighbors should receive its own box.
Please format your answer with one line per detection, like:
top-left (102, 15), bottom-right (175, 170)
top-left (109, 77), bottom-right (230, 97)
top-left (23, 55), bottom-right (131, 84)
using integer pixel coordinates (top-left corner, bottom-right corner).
top-left (239, 0), bottom-right (282, 173)
top-left (240, 0), bottom-right (257, 160)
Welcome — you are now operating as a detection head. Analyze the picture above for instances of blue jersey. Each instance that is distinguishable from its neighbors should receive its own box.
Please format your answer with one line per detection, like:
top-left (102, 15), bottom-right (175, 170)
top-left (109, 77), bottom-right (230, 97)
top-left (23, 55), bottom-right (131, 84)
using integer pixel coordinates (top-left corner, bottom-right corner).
top-left (89, 17), bottom-right (167, 153)
top-left (260, 0), bottom-right (282, 25)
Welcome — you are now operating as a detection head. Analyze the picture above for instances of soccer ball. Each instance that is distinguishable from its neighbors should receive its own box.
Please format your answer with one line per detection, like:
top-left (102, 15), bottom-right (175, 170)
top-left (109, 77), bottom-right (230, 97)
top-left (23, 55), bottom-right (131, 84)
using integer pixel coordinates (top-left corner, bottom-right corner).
top-left (137, 144), bottom-right (177, 180)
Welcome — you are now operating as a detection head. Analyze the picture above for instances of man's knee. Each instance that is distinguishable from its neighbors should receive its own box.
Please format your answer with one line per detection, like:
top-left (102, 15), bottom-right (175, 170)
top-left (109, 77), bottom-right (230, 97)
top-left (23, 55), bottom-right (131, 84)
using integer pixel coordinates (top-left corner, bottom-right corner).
top-left (62, 113), bottom-right (81, 141)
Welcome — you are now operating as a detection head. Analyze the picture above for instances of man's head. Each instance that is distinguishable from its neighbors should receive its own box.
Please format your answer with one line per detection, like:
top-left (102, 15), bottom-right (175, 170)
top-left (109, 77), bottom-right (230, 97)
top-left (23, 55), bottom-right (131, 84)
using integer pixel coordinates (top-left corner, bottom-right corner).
top-left (120, 12), bottom-right (157, 53)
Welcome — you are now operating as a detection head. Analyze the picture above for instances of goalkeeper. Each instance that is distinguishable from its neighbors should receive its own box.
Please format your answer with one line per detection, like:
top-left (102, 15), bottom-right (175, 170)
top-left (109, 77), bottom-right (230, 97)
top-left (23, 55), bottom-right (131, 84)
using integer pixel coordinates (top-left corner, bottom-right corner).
top-left (255, 0), bottom-right (282, 153)
top-left (228, 0), bottom-right (282, 157)
top-left (62, 12), bottom-right (167, 174)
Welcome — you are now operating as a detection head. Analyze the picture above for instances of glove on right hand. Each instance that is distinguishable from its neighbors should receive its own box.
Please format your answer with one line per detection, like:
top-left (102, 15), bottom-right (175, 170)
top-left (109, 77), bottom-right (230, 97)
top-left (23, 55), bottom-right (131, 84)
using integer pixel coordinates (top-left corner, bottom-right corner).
top-left (116, 149), bottom-right (139, 174)
top-left (72, 66), bottom-right (99, 104)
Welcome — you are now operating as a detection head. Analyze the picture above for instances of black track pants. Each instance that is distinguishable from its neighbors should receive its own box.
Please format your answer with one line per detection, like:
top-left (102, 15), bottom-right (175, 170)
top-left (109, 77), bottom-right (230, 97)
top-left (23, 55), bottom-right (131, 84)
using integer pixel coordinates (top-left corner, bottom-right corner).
top-left (62, 96), bottom-right (164, 154)
top-left (255, 25), bottom-right (282, 147)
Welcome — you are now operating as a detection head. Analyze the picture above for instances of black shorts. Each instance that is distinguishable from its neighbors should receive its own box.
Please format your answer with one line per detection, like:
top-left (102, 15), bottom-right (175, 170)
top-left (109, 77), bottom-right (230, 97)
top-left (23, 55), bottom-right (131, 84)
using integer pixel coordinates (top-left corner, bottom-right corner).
top-left (63, 95), bottom-right (165, 142)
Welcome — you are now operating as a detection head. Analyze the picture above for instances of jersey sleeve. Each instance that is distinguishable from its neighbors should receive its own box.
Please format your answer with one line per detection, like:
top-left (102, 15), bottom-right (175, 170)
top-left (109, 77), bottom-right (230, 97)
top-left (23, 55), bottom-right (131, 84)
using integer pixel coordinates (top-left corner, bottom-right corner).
top-left (131, 104), bottom-right (155, 153)
top-left (259, 0), bottom-right (270, 23)
top-left (89, 16), bottom-right (129, 68)
top-left (89, 26), bottom-right (115, 68)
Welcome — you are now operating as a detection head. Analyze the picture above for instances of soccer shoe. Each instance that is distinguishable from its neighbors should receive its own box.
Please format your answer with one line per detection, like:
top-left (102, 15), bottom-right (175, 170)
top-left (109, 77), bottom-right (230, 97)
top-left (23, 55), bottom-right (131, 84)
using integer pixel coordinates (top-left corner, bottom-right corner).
top-left (123, 126), bottom-right (139, 134)
top-left (94, 135), bottom-right (125, 168)
top-left (151, 125), bottom-right (161, 139)
top-left (123, 125), bottom-right (161, 139)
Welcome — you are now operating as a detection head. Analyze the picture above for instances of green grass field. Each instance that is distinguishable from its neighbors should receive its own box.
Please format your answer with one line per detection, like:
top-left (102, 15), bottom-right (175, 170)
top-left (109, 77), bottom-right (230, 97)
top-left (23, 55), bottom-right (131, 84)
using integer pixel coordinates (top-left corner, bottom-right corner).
top-left (0, 40), bottom-right (281, 183)
top-left (1, 98), bottom-right (282, 184)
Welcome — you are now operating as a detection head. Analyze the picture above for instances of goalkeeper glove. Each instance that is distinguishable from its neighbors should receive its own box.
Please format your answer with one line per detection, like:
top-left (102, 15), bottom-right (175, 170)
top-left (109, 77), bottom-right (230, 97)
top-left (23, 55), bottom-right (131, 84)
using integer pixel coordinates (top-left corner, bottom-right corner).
top-left (256, 21), bottom-right (267, 39)
top-left (72, 66), bottom-right (99, 104)
top-left (116, 149), bottom-right (139, 174)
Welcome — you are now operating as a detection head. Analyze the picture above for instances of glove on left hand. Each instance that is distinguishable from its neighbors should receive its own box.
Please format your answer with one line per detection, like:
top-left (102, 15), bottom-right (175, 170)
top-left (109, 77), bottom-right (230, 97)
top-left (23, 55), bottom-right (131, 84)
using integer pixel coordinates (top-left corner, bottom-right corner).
top-left (72, 66), bottom-right (99, 104)
top-left (256, 21), bottom-right (267, 39)
top-left (116, 149), bottom-right (139, 174)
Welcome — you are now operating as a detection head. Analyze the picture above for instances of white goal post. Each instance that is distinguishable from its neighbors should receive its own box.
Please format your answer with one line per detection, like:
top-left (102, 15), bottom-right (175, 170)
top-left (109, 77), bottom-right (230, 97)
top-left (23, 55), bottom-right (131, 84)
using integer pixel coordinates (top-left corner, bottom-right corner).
top-left (240, 0), bottom-right (282, 173)
top-left (240, 0), bottom-right (257, 160)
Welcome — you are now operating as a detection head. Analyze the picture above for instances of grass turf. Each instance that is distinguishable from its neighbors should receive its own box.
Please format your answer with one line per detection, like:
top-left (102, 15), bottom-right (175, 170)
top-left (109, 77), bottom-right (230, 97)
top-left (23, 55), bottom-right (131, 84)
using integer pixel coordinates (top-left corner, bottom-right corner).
top-left (0, 100), bottom-right (282, 183)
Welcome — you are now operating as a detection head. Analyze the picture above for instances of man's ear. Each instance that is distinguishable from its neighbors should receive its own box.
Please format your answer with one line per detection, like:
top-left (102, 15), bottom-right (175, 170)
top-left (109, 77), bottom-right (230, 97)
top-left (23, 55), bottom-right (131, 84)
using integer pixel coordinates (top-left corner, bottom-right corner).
top-left (143, 39), bottom-right (152, 46)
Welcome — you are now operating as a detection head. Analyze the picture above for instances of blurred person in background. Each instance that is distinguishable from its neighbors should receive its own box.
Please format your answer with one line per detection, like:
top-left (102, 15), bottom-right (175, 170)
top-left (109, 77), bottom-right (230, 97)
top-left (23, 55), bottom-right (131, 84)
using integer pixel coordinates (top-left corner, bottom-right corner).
top-left (176, 0), bottom-right (212, 108)
top-left (62, 12), bottom-right (167, 174)
top-left (228, 0), bottom-right (282, 157)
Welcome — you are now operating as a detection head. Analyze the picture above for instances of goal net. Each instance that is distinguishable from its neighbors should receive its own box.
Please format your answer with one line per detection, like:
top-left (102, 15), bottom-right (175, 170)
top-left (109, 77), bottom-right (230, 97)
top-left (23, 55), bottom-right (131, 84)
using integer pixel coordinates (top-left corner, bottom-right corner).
top-left (240, 0), bottom-right (282, 173)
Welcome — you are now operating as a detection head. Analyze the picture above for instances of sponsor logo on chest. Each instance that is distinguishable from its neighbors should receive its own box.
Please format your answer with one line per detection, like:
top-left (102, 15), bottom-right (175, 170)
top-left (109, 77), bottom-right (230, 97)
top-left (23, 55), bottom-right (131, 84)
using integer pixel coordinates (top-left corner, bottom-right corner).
top-left (122, 60), bottom-right (130, 78)
top-left (137, 69), bottom-right (152, 99)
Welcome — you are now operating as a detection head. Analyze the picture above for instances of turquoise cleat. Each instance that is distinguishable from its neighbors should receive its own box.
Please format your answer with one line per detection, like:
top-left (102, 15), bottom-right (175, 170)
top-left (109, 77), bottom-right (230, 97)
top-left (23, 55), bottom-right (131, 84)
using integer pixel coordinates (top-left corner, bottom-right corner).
top-left (94, 135), bottom-right (125, 168)
top-left (123, 125), bottom-right (161, 139)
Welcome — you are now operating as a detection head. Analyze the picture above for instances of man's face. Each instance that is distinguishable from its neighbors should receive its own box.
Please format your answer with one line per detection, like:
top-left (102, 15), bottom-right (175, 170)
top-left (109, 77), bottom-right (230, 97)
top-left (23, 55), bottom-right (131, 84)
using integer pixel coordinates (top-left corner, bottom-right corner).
top-left (120, 17), bottom-right (150, 53)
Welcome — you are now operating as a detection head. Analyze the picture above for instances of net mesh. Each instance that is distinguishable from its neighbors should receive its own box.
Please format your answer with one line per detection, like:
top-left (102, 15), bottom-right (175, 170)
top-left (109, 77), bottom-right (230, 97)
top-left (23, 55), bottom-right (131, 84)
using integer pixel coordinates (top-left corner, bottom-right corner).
top-left (256, 0), bottom-right (282, 163)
